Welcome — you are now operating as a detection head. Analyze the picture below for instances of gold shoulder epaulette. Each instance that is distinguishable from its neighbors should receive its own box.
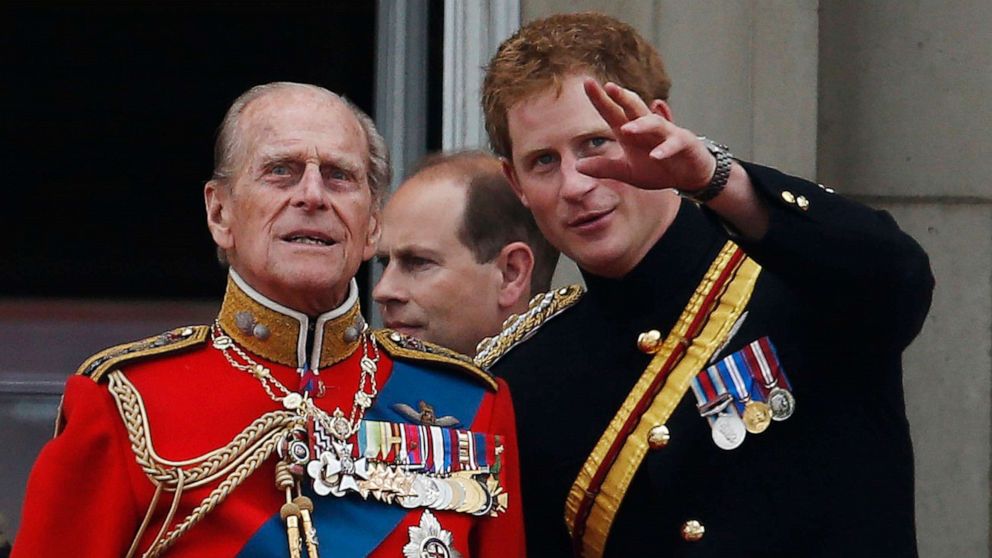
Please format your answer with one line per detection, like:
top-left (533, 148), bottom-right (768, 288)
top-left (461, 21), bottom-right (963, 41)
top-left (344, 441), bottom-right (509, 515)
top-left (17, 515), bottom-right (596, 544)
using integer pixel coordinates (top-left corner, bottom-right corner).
top-left (474, 284), bottom-right (585, 369)
top-left (373, 329), bottom-right (498, 392)
top-left (77, 325), bottom-right (210, 383)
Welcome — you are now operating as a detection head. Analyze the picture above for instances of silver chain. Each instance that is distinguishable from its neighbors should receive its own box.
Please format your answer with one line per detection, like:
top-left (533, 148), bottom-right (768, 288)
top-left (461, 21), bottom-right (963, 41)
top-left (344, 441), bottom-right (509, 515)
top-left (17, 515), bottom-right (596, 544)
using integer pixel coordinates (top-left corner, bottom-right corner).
top-left (210, 321), bottom-right (380, 440)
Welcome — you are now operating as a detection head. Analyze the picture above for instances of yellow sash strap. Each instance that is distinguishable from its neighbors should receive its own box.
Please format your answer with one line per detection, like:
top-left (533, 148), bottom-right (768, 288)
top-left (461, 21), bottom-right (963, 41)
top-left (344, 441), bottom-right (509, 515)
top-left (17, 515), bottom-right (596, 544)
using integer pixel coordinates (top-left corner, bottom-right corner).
top-left (564, 242), bottom-right (761, 557)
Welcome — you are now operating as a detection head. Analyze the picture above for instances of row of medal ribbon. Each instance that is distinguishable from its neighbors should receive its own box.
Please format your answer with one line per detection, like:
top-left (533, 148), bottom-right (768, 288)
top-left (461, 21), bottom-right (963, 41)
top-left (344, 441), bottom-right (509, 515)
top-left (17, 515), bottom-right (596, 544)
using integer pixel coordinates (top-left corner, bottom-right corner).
top-left (690, 337), bottom-right (796, 450)
top-left (278, 417), bottom-right (507, 516)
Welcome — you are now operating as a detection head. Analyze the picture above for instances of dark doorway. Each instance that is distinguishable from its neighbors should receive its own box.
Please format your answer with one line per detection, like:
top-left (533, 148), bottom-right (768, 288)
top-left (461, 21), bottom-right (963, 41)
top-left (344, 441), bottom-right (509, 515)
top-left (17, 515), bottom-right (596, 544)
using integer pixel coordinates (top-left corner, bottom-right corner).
top-left (2, 1), bottom-right (381, 300)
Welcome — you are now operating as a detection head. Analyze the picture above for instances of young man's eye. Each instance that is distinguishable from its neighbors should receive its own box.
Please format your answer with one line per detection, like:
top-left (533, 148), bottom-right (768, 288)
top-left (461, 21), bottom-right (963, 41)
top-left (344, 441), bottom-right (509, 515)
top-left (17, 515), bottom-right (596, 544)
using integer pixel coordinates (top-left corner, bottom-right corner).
top-left (589, 137), bottom-right (608, 148)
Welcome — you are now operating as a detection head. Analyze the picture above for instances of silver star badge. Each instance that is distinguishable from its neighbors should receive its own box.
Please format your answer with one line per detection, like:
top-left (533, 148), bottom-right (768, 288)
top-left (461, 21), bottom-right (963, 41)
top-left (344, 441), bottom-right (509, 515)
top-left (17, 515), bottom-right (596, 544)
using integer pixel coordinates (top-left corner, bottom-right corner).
top-left (306, 440), bottom-right (370, 496)
top-left (403, 510), bottom-right (462, 558)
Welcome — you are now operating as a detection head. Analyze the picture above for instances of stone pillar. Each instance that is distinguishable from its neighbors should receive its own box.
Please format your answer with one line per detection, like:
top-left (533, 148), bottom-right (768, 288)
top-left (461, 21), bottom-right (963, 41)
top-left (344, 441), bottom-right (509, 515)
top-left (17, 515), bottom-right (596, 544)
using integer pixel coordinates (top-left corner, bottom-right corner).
top-left (819, 2), bottom-right (992, 555)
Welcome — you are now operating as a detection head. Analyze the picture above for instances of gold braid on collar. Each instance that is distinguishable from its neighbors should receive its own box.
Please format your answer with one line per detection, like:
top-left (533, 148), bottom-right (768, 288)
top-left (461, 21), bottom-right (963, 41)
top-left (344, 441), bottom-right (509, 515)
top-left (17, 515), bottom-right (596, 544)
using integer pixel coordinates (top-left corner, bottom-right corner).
top-left (474, 284), bottom-right (585, 369)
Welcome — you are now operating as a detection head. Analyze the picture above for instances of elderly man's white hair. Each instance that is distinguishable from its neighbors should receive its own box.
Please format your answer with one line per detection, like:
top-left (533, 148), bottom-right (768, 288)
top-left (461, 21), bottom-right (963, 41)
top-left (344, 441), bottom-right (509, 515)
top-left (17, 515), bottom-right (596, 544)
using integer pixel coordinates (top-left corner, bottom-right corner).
top-left (210, 81), bottom-right (390, 204)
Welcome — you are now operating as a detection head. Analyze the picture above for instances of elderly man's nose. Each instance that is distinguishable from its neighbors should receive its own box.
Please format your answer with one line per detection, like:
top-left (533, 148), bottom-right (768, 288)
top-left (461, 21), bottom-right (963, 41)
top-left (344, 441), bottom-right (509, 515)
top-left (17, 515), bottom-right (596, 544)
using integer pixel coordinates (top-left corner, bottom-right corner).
top-left (293, 165), bottom-right (328, 209)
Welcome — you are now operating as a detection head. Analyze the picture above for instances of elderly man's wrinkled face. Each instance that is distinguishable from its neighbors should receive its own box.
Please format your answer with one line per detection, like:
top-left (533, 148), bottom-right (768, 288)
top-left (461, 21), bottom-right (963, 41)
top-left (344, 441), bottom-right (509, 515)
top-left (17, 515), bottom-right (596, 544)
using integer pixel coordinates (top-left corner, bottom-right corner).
top-left (206, 89), bottom-right (379, 315)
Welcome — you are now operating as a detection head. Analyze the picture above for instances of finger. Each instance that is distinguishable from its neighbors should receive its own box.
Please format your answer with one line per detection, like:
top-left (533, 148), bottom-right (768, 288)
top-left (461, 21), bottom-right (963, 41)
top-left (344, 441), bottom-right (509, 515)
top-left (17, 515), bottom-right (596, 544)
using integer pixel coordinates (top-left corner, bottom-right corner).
top-left (604, 82), bottom-right (650, 121)
top-left (583, 78), bottom-right (629, 129)
top-left (620, 113), bottom-right (675, 139)
top-left (649, 134), bottom-right (687, 161)
top-left (574, 155), bottom-right (631, 183)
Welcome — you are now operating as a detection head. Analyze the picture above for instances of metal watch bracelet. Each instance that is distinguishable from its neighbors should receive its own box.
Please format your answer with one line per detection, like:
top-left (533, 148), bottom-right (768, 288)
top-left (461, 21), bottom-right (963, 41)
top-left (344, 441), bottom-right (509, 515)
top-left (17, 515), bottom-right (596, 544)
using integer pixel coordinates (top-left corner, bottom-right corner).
top-left (679, 137), bottom-right (733, 204)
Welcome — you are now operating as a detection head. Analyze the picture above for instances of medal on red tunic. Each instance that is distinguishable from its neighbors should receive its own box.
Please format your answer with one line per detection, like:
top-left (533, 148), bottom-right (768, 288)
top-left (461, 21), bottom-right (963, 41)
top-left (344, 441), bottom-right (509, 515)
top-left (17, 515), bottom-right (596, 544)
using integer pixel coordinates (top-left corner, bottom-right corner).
top-left (277, 417), bottom-right (505, 516)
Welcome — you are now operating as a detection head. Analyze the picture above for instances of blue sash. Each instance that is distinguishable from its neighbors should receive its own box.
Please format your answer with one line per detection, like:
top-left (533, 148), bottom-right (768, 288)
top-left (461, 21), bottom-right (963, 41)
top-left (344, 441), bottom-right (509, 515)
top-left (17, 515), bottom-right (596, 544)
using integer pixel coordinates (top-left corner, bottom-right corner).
top-left (237, 360), bottom-right (489, 557)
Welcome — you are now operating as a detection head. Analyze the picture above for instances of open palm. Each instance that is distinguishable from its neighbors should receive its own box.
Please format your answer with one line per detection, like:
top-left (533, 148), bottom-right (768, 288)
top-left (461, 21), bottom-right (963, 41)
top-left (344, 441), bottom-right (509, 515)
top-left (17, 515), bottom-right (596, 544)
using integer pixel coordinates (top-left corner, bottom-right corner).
top-left (575, 79), bottom-right (716, 194)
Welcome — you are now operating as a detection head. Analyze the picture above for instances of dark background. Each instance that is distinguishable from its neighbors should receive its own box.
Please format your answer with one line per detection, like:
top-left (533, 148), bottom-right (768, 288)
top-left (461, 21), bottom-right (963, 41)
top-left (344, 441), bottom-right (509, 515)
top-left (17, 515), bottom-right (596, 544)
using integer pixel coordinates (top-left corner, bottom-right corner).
top-left (2, 1), bottom-right (443, 300)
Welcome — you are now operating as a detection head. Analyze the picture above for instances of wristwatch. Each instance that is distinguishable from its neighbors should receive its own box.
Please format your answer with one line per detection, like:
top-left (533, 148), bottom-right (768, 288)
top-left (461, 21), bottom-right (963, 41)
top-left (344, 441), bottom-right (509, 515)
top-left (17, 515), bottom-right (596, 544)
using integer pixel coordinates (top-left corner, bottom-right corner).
top-left (679, 137), bottom-right (733, 204)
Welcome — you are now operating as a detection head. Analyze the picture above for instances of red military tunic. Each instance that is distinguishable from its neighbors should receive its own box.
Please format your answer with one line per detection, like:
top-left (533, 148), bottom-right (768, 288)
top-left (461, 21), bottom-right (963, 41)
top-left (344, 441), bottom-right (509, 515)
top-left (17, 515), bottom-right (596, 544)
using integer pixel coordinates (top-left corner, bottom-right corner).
top-left (14, 272), bottom-right (524, 557)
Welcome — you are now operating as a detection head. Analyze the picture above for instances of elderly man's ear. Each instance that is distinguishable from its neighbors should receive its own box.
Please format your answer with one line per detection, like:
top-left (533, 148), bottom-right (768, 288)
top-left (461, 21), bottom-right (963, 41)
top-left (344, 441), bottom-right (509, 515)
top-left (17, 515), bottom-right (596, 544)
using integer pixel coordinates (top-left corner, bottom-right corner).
top-left (363, 210), bottom-right (382, 260)
top-left (204, 180), bottom-right (234, 250)
top-left (496, 241), bottom-right (535, 310)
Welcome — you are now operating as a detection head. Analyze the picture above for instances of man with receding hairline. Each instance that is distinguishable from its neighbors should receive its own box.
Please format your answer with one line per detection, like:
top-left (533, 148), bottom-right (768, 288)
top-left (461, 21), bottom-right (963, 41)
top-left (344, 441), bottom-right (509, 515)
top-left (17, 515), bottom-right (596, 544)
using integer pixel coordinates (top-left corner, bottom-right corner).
top-left (14, 83), bottom-right (523, 558)
top-left (374, 150), bottom-right (560, 357)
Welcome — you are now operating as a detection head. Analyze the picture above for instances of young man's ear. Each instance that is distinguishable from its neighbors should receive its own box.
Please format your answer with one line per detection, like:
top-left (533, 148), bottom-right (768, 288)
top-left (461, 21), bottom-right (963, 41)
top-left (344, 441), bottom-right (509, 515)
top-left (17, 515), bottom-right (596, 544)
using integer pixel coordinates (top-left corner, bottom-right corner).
top-left (204, 180), bottom-right (234, 250)
top-left (650, 99), bottom-right (674, 122)
top-left (495, 241), bottom-right (534, 311)
top-left (500, 157), bottom-right (529, 208)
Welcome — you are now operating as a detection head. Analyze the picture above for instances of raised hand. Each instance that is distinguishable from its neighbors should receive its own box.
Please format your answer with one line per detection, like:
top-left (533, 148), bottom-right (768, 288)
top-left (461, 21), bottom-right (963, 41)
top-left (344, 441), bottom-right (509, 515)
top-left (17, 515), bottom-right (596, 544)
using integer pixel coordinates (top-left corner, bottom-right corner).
top-left (575, 78), bottom-right (716, 194)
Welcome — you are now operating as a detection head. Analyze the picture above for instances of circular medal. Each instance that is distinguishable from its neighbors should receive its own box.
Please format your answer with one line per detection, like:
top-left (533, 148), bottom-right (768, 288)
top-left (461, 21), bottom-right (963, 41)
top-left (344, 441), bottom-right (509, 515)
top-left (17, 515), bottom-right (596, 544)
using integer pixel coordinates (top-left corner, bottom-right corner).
top-left (431, 478), bottom-right (453, 510)
top-left (455, 477), bottom-right (485, 514)
top-left (768, 387), bottom-right (796, 421)
top-left (742, 401), bottom-right (772, 433)
top-left (399, 477), bottom-right (426, 509)
top-left (444, 478), bottom-right (466, 511)
top-left (471, 480), bottom-right (494, 516)
top-left (711, 414), bottom-right (746, 450)
top-left (421, 478), bottom-right (444, 509)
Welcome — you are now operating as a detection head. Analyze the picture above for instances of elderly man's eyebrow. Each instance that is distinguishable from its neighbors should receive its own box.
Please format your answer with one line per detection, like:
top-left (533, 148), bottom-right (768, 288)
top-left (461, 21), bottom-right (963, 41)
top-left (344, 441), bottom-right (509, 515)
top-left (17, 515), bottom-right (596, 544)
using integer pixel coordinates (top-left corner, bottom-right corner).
top-left (320, 154), bottom-right (363, 175)
top-left (256, 148), bottom-right (304, 166)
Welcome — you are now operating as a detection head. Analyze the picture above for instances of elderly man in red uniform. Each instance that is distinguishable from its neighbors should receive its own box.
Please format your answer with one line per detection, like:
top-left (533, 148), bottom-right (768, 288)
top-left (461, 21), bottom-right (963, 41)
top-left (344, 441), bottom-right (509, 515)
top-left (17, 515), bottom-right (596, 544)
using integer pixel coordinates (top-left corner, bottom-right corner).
top-left (13, 82), bottom-right (523, 558)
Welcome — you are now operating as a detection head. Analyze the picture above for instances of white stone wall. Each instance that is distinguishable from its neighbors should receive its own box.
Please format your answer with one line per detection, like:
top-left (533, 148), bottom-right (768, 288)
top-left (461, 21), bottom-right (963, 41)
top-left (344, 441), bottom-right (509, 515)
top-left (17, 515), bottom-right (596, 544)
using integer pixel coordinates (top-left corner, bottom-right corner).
top-left (819, 1), bottom-right (992, 554)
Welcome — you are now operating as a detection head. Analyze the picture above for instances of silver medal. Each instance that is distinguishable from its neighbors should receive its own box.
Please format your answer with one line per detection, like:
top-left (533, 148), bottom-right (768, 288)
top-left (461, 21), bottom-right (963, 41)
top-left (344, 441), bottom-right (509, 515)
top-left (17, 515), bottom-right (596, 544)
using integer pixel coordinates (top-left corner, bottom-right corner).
top-left (443, 479), bottom-right (465, 511)
top-left (431, 477), bottom-right (453, 510)
top-left (420, 477), bottom-right (443, 509)
top-left (768, 387), bottom-right (796, 421)
top-left (711, 413), bottom-right (746, 450)
top-left (399, 476), bottom-right (427, 509)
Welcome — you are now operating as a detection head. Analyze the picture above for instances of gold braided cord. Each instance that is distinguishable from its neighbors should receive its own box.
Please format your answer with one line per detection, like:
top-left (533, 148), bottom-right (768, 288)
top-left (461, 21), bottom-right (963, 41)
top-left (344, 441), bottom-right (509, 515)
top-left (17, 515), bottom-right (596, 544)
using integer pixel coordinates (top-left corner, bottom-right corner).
top-left (126, 483), bottom-right (164, 558)
top-left (142, 434), bottom-right (283, 558)
top-left (474, 284), bottom-right (584, 369)
top-left (108, 371), bottom-right (298, 488)
top-left (106, 370), bottom-right (298, 556)
top-left (148, 468), bottom-right (185, 556)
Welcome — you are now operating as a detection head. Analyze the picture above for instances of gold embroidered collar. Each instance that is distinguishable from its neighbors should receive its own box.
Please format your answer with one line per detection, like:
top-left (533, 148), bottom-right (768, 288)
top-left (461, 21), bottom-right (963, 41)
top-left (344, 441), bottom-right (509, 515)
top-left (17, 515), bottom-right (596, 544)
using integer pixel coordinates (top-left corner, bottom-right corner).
top-left (217, 270), bottom-right (365, 369)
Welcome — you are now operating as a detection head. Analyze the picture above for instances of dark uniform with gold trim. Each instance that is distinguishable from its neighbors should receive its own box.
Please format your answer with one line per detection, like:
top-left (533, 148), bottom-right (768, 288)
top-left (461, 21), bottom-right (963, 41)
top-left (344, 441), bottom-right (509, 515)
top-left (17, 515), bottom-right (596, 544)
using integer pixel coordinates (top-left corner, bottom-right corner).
top-left (14, 272), bottom-right (524, 557)
top-left (491, 162), bottom-right (933, 557)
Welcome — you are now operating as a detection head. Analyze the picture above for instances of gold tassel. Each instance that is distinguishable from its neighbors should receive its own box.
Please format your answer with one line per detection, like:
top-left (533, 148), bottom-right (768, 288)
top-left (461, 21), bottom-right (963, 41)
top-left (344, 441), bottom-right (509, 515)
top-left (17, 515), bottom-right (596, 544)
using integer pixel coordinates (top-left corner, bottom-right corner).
top-left (294, 495), bottom-right (320, 558)
top-left (276, 461), bottom-right (303, 558)
top-left (280, 503), bottom-right (303, 558)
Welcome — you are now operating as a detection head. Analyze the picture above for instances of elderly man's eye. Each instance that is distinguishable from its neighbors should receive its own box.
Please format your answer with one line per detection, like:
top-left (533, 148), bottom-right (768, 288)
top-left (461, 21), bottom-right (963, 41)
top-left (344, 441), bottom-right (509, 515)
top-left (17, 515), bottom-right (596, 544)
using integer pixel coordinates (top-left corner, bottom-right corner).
top-left (328, 169), bottom-right (349, 181)
top-left (270, 164), bottom-right (292, 176)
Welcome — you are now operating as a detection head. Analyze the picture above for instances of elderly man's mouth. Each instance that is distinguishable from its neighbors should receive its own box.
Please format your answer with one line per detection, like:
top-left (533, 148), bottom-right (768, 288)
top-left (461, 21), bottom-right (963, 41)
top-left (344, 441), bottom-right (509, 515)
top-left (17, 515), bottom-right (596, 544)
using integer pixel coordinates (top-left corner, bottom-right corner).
top-left (283, 233), bottom-right (335, 247)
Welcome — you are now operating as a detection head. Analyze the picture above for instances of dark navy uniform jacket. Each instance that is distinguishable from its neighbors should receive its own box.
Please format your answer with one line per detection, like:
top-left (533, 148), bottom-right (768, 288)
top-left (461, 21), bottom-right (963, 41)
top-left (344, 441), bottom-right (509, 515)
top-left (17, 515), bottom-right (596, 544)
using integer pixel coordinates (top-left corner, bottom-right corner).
top-left (494, 162), bottom-right (934, 557)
